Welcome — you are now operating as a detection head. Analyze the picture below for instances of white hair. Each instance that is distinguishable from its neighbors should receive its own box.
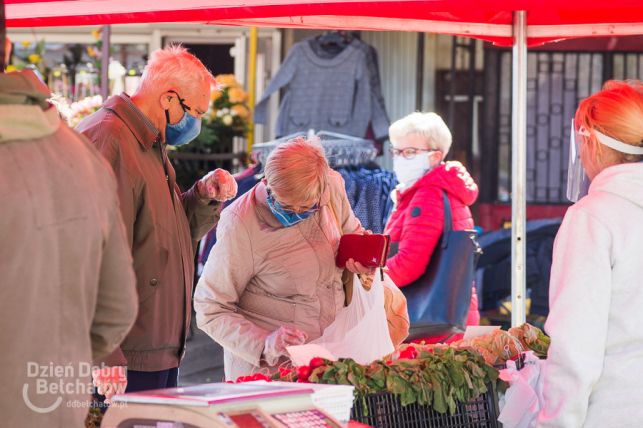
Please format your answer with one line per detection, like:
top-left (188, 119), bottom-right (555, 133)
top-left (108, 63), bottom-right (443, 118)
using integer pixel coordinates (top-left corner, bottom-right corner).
top-left (389, 112), bottom-right (453, 156)
top-left (136, 45), bottom-right (214, 96)
top-left (264, 137), bottom-right (330, 205)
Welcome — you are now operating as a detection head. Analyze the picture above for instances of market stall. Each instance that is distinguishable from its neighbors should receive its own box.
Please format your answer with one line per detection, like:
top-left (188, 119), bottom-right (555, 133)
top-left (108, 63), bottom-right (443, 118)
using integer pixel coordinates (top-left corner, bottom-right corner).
top-left (6, 0), bottom-right (643, 327)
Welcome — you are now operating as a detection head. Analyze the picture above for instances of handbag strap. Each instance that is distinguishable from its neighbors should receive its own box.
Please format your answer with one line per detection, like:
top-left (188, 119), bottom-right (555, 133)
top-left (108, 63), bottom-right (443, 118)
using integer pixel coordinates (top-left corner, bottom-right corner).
top-left (441, 191), bottom-right (454, 250)
top-left (328, 200), bottom-right (343, 237)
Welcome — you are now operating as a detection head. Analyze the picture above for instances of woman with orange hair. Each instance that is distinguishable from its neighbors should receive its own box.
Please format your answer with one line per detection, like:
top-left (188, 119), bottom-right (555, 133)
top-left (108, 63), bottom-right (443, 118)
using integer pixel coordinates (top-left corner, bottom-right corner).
top-left (538, 80), bottom-right (643, 427)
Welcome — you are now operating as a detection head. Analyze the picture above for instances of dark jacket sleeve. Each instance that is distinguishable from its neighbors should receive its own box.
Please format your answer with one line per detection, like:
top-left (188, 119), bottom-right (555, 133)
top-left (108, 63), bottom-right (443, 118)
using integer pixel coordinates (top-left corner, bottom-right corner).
top-left (179, 183), bottom-right (223, 250)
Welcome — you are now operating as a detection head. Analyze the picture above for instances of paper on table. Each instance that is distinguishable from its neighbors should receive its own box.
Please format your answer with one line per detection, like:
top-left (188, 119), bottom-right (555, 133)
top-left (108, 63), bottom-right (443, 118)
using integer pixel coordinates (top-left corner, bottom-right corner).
top-left (287, 344), bottom-right (337, 367)
top-left (463, 325), bottom-right (501, 341)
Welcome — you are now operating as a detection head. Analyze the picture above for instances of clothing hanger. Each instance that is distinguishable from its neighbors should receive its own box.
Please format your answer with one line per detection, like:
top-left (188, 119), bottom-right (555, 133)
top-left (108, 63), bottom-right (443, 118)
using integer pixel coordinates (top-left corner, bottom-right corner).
top-left (252, 130), bottom-right (378, 168)
top-left (317, 31), bottom-right (351, 48)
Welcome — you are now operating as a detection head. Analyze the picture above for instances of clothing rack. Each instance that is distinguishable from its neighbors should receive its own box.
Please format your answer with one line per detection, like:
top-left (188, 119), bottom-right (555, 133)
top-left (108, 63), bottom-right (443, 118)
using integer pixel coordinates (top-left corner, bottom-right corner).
top-left (251, 130), bottom-right (378, 168)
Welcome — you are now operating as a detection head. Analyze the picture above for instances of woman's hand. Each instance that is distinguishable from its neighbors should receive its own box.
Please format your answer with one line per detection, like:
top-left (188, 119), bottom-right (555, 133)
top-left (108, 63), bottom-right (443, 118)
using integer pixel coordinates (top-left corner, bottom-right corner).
top-left (346, 258), bottom-right (377, 275)
top-left (263, 325), bottom-right (308, 366)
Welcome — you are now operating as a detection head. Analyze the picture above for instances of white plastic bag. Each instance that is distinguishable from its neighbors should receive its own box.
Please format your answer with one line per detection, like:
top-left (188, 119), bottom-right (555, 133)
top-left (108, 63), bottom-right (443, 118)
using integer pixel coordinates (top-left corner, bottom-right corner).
top-left (288, 273), bottom-right (394, 366)
top-left (313, 273), bottom-right (394, 364)
top-left (498, 351), bottom-right (546, 428)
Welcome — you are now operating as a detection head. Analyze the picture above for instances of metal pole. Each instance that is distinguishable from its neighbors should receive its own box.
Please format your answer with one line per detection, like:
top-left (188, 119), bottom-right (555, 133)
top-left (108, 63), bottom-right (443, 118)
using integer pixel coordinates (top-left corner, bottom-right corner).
top-left (415, 32), bottom-right (425, 111)
top-left (511, 10), bottom-right (528, 327)
top-left (100, 25), bottom-right (110, 99)
top-left (448, 36), bottom-right (457, 131)
top-left (467, 38), bottom-right (476, 168)
top-left (1, 0), bottom-right (6, 71)
top-left (246, 27), bottom-right (258, 154)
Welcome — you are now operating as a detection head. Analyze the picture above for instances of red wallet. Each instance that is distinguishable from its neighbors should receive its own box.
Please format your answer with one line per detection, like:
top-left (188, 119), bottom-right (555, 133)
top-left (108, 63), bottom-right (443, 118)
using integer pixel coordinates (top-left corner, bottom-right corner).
top-left (336, 234), bottom-right (391, 269)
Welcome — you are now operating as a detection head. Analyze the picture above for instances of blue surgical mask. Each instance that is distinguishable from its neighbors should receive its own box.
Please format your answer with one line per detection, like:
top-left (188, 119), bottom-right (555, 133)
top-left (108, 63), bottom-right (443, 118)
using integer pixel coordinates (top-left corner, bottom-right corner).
top-left (164, 91), bottom-right (201, 146)
top-left (266, 189), bottom-right (318, 227)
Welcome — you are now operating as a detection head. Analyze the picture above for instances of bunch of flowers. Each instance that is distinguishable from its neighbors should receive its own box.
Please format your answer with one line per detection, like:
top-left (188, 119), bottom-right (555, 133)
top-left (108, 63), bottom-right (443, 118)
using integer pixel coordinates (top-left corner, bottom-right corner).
top-left (84, 28), bottom-right (104, 72)
top-left (424, 322), bottom-right (550, 366)
top-left (235, 348), bottom-right (499, 416)
top-left (187, 74), bottom-right (250, 151)
top-left (6, 39), bottom-right (47, 77)
top-left (210, 74), bottom-right (250, 132)
top-left (232, 324), bottom-right (550, 416)
top-left (54, 95), bottom-right (103, 127)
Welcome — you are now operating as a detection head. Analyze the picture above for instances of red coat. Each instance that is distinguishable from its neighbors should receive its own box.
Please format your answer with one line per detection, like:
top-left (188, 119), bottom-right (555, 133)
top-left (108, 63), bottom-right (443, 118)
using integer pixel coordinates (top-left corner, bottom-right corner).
top-left (384, 161), bottom-right (480, 340)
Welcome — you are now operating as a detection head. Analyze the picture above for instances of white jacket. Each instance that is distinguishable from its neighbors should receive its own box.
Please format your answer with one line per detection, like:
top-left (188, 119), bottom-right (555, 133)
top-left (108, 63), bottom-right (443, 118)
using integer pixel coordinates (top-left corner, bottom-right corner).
top-left (538, 163), bottom-right (643, 428)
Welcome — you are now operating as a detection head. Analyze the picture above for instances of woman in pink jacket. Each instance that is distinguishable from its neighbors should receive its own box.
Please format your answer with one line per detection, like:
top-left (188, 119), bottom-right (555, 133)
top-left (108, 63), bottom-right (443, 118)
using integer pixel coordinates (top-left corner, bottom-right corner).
top-left (384, 112), bottom-right (480, 343)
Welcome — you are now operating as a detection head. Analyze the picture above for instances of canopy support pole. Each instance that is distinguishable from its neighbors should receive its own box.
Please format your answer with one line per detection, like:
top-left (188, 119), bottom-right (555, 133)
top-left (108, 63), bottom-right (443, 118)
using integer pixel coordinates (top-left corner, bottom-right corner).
top-left (100, 25), bottom-right (110, 100)
top-left (246, 26), bottom-right (258, 153)
top-left (415, 32), bottom-right (425, 110)
top-left (1, 0), bottom-right (6, 71)
top-left (511, 10), bottom-right (527, 327)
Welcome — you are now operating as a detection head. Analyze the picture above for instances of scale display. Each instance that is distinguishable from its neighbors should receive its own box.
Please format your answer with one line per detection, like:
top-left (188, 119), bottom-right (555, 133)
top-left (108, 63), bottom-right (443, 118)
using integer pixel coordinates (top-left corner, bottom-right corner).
top-left (103, 382), bottom-right (346, 428)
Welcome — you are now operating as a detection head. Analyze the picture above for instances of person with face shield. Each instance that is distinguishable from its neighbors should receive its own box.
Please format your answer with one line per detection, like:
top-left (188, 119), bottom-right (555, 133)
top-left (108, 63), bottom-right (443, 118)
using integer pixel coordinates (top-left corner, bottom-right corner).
top-left (76, 45), bottom-right (238, 399)
top-left (194, 137), bottom-right (380, 380)
top-left (383, 112), bottom-right (480, 342)
top-left (538, 80), bottom-right (643, 427)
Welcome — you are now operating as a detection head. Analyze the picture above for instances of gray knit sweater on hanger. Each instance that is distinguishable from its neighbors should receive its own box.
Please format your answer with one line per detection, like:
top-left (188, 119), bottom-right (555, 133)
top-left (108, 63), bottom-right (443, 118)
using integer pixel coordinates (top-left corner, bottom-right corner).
top-left (255, 40), bottom-right (375, 139)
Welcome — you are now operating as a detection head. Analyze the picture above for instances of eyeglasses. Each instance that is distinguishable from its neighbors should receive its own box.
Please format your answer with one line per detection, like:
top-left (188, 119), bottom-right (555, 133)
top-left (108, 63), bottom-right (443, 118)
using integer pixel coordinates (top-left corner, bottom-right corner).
top-left (266, 186), bottom-right (319, 214)
top-left (168, 90), bottom-right (206, 117)
top-left (389, 147), bottom-right (435, 159)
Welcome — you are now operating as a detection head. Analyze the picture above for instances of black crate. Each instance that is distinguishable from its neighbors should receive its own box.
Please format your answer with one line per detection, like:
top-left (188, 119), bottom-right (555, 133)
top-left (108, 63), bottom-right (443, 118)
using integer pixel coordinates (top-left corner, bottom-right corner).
top-left (350, 386), bottom-right (500, 428)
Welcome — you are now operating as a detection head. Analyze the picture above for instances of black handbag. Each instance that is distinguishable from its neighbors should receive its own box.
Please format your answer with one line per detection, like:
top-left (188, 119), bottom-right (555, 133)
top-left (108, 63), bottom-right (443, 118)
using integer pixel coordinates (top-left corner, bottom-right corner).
top-left (394, 191), bottom-right (482, 340)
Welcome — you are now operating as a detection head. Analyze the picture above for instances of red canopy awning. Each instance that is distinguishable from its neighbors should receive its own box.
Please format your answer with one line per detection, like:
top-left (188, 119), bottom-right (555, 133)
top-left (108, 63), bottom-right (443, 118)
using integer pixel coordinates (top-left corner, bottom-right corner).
top-left (6, 0), bottom-right (643, 46)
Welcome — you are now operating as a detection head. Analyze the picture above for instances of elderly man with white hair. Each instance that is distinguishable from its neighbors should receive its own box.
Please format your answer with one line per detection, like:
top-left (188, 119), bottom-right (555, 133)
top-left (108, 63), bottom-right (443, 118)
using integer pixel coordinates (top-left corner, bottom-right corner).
top-left (194, 137), bottom-right (379, 380)
top-left (384, 112), bottom-right (480, 343)
top-left (77, 45), bottom-right (237, 398)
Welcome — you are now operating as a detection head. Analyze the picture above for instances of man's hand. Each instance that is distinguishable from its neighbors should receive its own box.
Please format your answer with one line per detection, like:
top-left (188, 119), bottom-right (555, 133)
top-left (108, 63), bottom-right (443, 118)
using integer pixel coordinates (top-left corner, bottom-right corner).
top-left (197, 169), bottom-right (238, 202)
top-left (92, 366), bottom-right (128, 404)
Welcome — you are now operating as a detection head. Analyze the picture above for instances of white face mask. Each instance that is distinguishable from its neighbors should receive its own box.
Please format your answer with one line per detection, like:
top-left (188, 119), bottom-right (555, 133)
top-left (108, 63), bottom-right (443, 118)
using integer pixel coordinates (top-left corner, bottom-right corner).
top-left (393, 152), bottom-right (435, 187)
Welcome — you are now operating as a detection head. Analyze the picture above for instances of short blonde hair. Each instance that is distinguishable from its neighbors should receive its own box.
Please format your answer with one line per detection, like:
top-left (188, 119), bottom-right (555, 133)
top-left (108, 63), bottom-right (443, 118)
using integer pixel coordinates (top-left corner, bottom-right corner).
top-left (136, 45), bottom-right (214, 96)
top-left (264, 137), bottom-right (330, 205)
top-left (389, 112), bottom-right (453, 156)
top-left (575, 80), bottom-right (643, 164)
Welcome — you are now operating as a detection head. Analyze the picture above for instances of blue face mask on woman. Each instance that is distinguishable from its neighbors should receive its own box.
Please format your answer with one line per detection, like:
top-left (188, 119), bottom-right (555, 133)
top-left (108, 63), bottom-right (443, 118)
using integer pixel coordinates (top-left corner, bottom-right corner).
top-left (266, 188), bottom-right (318, 227)
top-left (165, 90), bottom-right (201, 147)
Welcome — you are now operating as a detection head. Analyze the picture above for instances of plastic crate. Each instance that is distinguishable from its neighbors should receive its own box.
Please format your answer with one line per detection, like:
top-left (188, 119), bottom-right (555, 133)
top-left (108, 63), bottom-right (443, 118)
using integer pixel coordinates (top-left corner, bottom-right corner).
top-left (350, 385), bottom-right (500, 428)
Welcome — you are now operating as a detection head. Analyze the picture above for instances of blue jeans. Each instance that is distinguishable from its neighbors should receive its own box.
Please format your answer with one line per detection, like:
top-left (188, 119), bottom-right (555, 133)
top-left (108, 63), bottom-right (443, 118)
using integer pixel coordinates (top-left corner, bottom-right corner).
top-left (126, 367), bottom-right (179, 392)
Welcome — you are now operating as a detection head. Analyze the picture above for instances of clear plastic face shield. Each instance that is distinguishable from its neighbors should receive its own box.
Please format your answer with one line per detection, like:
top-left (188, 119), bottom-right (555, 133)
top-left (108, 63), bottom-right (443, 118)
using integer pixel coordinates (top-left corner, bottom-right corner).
top-left (567, 119), bottom-right (643, 202)
top-left (566, 120), bottom-right (591, 203)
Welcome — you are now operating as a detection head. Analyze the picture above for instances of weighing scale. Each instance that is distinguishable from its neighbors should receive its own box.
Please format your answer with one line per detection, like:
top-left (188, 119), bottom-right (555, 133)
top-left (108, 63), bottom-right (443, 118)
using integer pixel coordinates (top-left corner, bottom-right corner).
top-left (101, 382), bottom-right (346, 428)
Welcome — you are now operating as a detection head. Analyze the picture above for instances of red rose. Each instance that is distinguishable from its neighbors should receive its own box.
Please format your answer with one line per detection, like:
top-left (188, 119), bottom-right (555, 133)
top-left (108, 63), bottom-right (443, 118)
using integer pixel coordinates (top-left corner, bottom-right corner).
top-left (297, 365), bottom-right (312, 381)
top-left (309, 357), bottom-right (325, 369)
top-left (385, 360), bottom-right (393, 365)
top-left (279, 367), bottom-right (293, 378)
top-left (399, 347), bottom-right (418, 360)
top-left (251, 373), bottom-right (270, 381)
